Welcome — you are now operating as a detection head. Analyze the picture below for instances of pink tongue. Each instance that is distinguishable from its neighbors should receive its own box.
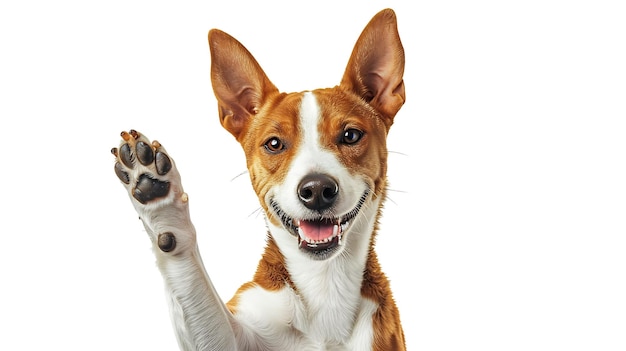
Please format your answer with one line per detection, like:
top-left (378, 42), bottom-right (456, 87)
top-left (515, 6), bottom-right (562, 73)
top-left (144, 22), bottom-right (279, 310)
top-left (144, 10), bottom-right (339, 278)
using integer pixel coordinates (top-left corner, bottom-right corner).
top-left (299, 220), bottom-right (335, 241)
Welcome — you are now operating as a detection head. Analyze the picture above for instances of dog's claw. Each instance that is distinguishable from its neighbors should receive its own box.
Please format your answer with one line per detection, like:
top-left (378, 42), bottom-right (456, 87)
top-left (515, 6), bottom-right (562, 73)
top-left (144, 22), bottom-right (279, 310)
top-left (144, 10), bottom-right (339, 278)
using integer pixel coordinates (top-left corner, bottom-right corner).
top-left (121, 131), bottom-right (131, 141)
top-left (111, 147), bottom-right (118, 157)
top-left (130, 129), bottom-right (140, 140)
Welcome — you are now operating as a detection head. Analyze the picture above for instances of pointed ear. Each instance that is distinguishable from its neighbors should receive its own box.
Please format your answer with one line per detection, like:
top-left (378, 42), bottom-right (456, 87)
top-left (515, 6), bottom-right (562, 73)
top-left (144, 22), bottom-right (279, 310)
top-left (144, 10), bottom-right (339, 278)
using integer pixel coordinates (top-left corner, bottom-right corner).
top-left (340, 9), bottom-right (405, 126)
top-left (209, 29), bottom-right (279, 140)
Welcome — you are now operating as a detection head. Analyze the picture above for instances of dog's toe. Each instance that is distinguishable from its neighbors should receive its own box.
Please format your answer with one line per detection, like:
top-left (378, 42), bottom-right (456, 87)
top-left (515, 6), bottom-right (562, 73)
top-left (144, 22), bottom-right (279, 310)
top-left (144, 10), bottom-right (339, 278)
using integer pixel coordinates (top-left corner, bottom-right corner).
top-left (155, 150), bottom-right (172, 175)
top-left (136, 141), bottom-right (155, 166)
top-left (114, 161), bottom-right (130, 184)
top-left (119, 142), bottom-right (134, 169)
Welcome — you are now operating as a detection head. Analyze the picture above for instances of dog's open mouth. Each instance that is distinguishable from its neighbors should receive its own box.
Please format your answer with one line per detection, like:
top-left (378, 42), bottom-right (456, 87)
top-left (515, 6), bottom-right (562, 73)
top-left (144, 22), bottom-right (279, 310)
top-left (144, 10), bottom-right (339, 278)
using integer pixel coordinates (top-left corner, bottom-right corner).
top-left (296, 218), bottom-right (347, 251)
top-left (270, 190), bottom-right (369, 257)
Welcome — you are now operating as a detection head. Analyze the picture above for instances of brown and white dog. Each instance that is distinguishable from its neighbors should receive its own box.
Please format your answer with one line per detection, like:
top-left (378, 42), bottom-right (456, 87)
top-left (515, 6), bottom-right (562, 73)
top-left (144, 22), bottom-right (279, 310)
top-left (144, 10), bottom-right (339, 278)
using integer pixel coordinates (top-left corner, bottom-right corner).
top-left (112, 8), bottom-right (406, 350)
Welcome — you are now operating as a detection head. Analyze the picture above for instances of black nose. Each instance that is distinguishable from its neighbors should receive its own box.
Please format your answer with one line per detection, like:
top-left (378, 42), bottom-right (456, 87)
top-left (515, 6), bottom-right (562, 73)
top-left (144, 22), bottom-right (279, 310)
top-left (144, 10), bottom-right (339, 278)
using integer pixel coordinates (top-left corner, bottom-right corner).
top-left (297, 173), bottom-right (339, 211)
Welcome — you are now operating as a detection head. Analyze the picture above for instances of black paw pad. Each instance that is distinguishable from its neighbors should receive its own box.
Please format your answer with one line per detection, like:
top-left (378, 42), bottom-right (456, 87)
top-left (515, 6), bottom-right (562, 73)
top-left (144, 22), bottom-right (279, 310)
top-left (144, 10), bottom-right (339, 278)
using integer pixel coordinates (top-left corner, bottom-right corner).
top-left (136, 141), bottom-right (154, 166)
top-left (114, 162), bottom-right (130, 184)
top-left (132, 174), bottom-right (170, 204)
top-left (155, 152), bottom-right (172, 175)
top-left (158, 232), bottom-right (176, 252)
top-left (120, 143), bottom-right (134, 169)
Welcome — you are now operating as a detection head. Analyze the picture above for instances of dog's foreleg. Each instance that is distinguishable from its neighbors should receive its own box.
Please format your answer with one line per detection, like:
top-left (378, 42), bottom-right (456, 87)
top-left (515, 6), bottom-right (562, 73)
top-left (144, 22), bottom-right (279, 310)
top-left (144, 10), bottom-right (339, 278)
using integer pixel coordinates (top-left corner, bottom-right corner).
top-left (112, 130), bottom-right (237, 351)
top-left (149, 226), bottom-right (237, 351)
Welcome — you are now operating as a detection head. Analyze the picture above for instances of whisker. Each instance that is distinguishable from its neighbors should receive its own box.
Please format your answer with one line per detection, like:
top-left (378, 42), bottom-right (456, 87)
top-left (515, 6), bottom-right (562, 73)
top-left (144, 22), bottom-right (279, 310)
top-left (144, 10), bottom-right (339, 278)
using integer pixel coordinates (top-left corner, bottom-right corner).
top-left (248, 207), bottom-right (264, 219)
top-left (230, 170), bottom-right (249, 182)
top-left (388, 150), bottom-right (409, 157)
top-left (385, 196), bottom-right (398, 206)
top-left (385, 187), bottom-right (408, 207)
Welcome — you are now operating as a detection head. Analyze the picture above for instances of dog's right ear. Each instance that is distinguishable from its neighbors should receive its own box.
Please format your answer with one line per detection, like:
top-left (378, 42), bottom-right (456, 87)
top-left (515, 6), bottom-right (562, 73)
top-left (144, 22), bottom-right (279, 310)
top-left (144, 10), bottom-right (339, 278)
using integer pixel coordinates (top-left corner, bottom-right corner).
top-left (209, 29), bottom-right (278, 140)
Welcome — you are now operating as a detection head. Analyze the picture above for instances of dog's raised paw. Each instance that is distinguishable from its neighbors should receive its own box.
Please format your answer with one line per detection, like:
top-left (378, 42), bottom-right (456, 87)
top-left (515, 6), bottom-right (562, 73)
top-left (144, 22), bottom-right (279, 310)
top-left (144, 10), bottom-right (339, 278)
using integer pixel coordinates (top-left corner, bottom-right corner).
top-left (112, 130), bottom-right (173, 204)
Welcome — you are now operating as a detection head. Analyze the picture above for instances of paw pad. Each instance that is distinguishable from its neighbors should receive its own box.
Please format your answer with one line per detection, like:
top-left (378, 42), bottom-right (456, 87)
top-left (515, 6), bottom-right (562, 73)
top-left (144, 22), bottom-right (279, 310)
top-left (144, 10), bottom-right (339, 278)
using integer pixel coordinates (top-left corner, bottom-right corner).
top-left (112, 130), bottom-right (174, 204)
top-left (119, 143), bottom-right (134, 169)
top-left (158, 232), bottom-right (177, 252)
top-left (114, 162), bottom-right (130, 184)
top-left (155, 151), bottom-right (172, 175)
top-left (136, 141), bottom-right (154, 165)
top-left (133, 174), bottom-right (170, 204)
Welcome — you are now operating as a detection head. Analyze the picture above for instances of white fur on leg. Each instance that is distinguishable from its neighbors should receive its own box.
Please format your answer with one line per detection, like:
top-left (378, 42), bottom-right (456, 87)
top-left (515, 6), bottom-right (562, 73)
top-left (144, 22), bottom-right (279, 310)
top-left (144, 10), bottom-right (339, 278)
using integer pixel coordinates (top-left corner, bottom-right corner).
top-left (157, 247), bottom-right (238, 351)
top-left (138, 192), bottom-right (239, 350)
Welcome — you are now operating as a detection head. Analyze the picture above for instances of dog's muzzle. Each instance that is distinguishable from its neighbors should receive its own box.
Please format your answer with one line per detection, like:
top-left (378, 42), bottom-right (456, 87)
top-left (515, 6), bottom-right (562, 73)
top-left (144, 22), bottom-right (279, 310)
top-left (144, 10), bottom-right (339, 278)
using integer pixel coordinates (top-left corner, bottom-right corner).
top-left (270, 181), bottom-right (370, 260)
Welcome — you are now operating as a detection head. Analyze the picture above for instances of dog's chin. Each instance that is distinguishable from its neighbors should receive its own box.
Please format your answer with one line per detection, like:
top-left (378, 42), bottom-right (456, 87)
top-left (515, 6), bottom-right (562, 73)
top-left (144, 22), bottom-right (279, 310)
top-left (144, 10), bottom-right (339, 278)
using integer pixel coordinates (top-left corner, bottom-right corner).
top-left (270, 190), bottom-right (370, 261)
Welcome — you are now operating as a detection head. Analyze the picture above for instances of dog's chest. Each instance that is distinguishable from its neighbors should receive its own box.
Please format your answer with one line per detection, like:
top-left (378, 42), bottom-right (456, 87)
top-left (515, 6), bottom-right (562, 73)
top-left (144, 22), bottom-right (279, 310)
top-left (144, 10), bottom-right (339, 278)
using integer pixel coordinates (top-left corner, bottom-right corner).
top-left (235, 276), bottom-right (377, 350)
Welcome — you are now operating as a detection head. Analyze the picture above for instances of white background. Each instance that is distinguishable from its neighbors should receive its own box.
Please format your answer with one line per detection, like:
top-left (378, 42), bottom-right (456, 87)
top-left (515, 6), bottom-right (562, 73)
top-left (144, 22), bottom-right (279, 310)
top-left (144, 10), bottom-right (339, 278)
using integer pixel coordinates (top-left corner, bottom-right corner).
top-left (1, 1), bottom-right (625, 350)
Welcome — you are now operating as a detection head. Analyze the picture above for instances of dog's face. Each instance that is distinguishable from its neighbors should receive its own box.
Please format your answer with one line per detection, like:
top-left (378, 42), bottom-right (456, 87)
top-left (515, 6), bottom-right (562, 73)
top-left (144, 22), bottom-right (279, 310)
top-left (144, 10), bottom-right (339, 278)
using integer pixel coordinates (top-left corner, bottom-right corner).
top-left (239, 88), bottom-right (390, 260)
top-left (209, 10), bottom-right (405, 261)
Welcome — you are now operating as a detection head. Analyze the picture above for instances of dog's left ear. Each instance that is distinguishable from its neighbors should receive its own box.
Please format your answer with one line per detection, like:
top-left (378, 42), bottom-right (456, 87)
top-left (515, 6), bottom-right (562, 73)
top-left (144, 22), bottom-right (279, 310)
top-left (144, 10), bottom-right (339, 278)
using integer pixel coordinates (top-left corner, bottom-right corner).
top-left (340, 9), bottom-right (405, 127)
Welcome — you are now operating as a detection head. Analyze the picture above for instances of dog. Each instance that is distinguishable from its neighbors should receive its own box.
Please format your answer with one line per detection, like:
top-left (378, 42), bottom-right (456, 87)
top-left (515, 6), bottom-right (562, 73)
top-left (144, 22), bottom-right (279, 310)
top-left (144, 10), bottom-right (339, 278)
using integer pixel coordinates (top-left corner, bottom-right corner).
top-left (112, 8), bottom-right (406, 350)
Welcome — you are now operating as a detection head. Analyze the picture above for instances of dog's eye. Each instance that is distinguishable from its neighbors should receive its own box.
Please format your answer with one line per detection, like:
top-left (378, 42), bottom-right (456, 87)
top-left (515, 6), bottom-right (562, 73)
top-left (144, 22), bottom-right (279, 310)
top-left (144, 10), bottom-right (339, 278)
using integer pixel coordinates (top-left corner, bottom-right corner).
top-left (264, 137), bottom-right (285, 153)
top-left (342, 129), bottom-right (363, 145)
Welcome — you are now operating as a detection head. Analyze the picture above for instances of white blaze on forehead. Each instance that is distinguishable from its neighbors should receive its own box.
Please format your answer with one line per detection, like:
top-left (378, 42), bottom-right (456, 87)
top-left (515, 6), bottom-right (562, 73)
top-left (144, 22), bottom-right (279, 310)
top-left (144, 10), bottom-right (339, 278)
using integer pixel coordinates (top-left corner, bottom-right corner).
top-left (299, 91), bottom-right (323, 155)
top-left (296, 91), bottom-right (341, 175)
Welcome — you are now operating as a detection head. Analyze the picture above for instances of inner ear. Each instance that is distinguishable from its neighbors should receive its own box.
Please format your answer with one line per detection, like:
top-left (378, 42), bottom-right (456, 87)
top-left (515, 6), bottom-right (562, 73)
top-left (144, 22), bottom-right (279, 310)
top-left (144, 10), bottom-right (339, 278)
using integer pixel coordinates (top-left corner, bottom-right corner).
top-left (340, 9), bottom-right (405, 125)
top-left (209, 29), bottom-right (278, 140)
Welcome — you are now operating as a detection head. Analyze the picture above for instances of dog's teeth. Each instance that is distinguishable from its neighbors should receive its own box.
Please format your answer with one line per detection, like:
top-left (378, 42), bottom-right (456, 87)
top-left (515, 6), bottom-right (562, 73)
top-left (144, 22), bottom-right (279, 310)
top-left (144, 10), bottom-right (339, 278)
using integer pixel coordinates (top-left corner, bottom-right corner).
top-left (332, 224), bottom-right (339, 237)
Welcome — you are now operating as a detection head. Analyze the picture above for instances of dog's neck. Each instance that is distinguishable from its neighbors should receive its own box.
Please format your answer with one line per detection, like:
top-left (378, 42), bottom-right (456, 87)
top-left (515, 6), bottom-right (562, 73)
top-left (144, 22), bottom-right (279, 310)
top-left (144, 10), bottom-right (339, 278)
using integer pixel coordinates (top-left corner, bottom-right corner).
top-left (259, 196), bottom-right (381, 340)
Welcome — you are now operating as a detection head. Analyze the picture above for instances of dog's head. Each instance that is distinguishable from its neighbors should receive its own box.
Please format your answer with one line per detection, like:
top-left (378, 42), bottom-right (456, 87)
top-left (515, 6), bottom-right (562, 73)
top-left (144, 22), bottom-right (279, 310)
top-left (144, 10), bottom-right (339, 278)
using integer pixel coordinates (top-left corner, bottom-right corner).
top-left (209, 9), bottom-right (405, 261)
